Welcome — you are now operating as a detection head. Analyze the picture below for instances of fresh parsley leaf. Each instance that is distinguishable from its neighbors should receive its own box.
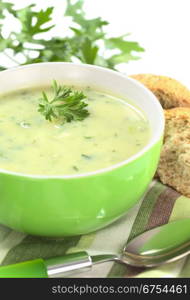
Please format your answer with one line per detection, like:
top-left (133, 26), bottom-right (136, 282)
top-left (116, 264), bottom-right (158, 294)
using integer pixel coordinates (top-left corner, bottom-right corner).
top-left (105, 36), bottom-right (145, 66)
top-left (81, 38), bottom-right (99, 64)
top-left (65, 0), bottom-right (144, 68)
top-left (16, 6), bottom-right (54, 38)
top-left (38, 80), bottom-right (89, 123)
top-left (65, 0), bottom-right (108, 40)
top-left (0, 0), bottom-right (144, 70)
top-left (0, 2), bottom-right (15, 19)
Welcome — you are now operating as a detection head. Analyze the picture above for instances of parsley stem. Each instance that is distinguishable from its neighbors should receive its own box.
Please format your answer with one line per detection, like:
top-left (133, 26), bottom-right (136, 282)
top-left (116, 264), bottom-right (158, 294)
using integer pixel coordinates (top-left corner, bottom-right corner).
top-left (4, 51), bottom-right (20, 65)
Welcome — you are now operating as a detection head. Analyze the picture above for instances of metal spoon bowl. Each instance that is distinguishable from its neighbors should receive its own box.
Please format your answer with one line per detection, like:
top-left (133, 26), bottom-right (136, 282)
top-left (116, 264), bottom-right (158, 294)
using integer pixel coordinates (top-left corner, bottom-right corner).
top-left (121, 218), bottom-right (190, 267)
top-left (46, 218), bottom-right (190, 277)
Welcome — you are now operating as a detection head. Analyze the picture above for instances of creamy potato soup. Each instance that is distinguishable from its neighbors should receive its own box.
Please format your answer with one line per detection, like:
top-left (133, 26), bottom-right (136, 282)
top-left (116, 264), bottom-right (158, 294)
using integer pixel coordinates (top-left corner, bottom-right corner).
top-left (0, 86), bottom-right (151, 175)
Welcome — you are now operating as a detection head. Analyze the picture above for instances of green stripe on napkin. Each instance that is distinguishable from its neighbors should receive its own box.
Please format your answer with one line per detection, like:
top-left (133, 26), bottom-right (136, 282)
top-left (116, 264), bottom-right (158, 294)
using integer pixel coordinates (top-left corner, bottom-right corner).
top-left (1, 235), bottom-right (81, 266)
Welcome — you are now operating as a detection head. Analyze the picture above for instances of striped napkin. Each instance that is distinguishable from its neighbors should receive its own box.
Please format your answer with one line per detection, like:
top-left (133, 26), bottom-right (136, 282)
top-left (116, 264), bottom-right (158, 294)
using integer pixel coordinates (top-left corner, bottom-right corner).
top-left (0, 180), bottom-right (189, 278)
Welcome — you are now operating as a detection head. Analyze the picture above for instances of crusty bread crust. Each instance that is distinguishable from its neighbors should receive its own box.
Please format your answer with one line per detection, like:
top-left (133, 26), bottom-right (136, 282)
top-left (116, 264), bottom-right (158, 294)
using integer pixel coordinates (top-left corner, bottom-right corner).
top-left (130, 73), bottom-right (190, 196)
top-left (130, 74), bottom-right (190, 109)
top-left (157, 108), bottom-right (190, 197)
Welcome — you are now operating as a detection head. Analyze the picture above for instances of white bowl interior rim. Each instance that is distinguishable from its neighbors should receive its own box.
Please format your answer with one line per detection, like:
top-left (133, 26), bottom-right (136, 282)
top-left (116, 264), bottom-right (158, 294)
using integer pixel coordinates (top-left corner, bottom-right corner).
top-left (0, 62), bottom-right (165, 179)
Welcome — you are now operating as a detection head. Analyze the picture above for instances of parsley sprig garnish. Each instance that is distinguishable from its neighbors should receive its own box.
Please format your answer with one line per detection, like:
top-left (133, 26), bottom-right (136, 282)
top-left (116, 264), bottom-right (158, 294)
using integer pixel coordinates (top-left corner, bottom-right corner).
top-left (38, 80), bottom-right (89, 123)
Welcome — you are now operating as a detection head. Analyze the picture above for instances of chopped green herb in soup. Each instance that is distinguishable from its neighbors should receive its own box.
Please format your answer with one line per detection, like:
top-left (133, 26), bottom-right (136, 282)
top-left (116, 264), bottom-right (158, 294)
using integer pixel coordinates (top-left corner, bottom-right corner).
top-left (0, 86), bottom-right (151, 175)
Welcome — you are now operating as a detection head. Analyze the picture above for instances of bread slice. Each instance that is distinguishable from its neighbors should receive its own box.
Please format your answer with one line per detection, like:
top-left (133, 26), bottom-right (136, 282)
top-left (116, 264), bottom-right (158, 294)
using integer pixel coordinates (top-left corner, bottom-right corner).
top-left (157, 107), bottom-right (190, 197)
top-left (130, 74), bottom-right (190, 109)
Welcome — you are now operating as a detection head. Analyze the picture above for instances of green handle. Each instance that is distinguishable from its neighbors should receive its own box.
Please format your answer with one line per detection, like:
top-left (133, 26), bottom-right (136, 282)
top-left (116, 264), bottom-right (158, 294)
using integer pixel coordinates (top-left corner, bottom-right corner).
top-left (0, 259), bottom-right (48, 278)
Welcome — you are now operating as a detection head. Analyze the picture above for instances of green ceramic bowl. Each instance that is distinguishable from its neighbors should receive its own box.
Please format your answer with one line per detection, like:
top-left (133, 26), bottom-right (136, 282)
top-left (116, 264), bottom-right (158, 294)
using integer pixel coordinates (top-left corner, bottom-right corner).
top-left (0, 63), bottom-right (164, 237)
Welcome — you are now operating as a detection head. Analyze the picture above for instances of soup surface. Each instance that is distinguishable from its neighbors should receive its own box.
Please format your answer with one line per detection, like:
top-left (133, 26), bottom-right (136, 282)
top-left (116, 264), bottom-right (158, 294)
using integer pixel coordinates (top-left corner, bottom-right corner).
top-left (0, 86), bottom-right (151, 175)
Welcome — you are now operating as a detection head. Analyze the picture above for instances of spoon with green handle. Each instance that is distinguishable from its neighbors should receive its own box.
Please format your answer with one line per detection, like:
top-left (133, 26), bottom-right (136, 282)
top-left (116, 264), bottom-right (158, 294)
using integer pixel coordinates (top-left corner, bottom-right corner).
top-left (0, 218), bottom-right (189, 278)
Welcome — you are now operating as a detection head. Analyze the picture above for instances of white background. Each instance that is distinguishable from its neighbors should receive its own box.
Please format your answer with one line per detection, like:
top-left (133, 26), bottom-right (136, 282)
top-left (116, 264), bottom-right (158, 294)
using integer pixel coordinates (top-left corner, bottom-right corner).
top-left (2, 0), bottom-right (190, 88)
